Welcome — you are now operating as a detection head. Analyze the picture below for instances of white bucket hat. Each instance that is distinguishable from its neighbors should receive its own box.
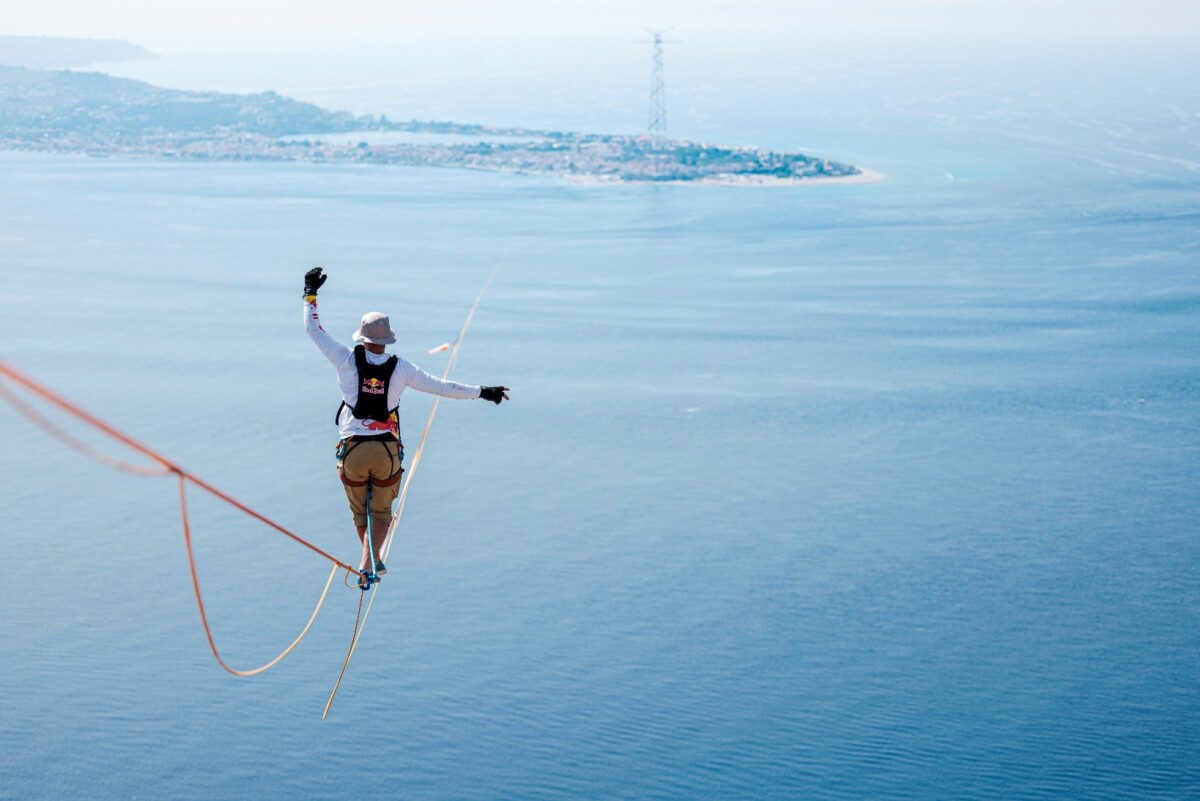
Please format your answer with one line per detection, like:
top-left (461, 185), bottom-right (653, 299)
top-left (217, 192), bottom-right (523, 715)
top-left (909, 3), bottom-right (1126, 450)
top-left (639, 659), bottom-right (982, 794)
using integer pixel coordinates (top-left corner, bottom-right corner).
top-left (353, 311), bottom-right (396, 345)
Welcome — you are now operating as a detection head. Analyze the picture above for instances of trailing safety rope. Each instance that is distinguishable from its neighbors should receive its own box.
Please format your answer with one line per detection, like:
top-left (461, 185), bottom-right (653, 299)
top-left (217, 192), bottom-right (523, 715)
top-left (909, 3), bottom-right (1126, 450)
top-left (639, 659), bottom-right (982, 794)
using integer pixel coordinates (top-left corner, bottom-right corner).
top-left (324, 573), bottom-right (367, 716)
top-left (322, 263), bottom-right (501, 719)
top-left (0, 358), bottom-right (366, 676)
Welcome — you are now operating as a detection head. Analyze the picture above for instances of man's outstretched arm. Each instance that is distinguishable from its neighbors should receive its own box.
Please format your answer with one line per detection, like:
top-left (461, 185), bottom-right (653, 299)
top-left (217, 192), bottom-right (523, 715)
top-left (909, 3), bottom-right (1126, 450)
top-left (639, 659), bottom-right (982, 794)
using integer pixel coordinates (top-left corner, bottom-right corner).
top-left (398, 359), bottom-right (510, 404)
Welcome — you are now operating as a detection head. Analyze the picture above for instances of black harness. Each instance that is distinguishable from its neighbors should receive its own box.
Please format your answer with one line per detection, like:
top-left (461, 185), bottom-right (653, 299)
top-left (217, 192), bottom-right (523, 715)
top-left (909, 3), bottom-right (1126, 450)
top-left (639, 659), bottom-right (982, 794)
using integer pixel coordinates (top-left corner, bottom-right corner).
top-left (335, 345), bottom-right (399, 426)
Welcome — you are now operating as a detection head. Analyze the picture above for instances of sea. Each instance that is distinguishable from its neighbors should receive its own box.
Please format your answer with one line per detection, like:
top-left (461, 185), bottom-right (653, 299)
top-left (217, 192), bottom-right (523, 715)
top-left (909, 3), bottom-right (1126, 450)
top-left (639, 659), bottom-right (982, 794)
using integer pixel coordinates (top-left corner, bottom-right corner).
top-left (1, 36), bottom-right (1197, 800)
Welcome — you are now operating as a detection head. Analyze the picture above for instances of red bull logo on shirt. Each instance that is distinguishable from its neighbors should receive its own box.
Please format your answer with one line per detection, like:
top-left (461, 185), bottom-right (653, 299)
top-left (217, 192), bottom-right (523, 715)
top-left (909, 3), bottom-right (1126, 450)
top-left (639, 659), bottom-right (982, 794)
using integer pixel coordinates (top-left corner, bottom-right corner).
top-left (362, 377), bottom-right (386, 394)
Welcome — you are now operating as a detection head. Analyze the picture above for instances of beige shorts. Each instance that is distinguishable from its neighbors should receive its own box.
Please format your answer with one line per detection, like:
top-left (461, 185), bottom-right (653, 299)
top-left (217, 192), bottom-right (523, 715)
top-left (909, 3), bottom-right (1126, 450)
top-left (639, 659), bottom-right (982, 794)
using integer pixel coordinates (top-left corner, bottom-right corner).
top-left (337, 437), bottom-right (404, 527)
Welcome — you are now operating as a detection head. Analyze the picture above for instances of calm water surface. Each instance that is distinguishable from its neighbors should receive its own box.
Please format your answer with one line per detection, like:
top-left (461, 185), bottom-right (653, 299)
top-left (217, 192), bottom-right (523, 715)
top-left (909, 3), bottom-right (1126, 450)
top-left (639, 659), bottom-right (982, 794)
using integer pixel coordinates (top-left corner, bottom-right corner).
top-left (1, 46), bottom-right (1198, 800)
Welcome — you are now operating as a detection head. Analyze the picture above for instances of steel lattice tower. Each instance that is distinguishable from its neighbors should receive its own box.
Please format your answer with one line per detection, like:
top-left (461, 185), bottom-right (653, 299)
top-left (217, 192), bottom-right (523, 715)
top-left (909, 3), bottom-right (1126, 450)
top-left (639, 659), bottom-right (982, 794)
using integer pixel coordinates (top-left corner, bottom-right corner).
top-left (639, 28), bottom-right (677, 139)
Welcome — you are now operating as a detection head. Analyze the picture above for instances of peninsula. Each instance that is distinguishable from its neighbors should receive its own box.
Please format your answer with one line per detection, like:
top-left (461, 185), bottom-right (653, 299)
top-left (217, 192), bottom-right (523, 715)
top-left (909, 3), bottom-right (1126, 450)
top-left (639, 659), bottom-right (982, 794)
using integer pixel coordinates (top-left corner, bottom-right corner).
top-left (0, 35), bottom-right (155, 69)
top-left (0, 64), bottom-right (870, 185)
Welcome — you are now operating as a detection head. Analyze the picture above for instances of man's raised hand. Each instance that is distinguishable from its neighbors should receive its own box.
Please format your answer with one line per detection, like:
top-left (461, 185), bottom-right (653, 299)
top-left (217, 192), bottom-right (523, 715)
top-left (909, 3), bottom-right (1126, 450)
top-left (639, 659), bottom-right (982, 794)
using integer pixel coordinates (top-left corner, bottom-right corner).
top-left (304, 267), bottom-right (328, 298)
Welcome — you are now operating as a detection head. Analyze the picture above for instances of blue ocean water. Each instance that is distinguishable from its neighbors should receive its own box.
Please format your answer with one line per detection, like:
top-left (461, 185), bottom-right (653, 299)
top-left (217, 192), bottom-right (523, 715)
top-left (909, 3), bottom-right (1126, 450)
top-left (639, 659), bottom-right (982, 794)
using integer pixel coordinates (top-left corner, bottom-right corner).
top-left (1, 43), bottom-right (1199, 800)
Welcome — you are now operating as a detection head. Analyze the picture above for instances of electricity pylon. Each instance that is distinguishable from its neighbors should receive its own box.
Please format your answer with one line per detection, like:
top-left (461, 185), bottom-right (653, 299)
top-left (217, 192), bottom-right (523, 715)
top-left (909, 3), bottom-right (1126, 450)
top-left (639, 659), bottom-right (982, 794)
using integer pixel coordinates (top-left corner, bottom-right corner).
top-left (637, 28), bottom-right (679, 139)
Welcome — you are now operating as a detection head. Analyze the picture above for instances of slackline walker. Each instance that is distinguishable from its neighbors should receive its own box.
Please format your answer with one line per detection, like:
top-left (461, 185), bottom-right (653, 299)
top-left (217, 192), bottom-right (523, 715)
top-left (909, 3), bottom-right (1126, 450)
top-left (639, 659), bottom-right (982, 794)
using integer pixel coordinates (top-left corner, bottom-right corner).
top-left (311, 264), bottom-right (506, 718)
top-left (302, 265), bottom-right (507, 589)
top-left (0, 264), bottom-right (506, 713)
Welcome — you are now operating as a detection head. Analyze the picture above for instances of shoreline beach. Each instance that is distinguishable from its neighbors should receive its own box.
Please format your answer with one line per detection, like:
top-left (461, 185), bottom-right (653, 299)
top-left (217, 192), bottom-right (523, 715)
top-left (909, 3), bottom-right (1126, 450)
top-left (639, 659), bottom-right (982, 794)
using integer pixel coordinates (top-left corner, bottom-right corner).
top-left (567, 166), bottom-right (887, 187)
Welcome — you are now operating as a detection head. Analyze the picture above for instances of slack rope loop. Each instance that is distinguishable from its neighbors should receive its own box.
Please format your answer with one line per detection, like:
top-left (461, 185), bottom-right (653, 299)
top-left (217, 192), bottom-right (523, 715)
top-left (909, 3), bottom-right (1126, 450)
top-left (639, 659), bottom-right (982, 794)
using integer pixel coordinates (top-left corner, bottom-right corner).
top-left (180, 475), bottom-right (345, 677)
top-left (322, 261), bottom-right (503, 719)
top-left (0, 359), bottom-right (366, 677)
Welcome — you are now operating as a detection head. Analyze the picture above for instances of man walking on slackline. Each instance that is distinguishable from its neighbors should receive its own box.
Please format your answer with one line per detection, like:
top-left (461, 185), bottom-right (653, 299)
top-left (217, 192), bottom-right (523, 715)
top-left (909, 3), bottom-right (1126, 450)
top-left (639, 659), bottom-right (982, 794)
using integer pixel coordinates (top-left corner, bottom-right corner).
top-left (303, 267), bottom-right (509, 589)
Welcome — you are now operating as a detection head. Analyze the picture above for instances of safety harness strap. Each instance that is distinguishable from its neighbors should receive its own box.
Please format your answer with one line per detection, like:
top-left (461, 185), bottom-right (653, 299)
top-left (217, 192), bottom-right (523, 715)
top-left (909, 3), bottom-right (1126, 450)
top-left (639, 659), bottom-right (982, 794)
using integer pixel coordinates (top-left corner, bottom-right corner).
top-left (370, 469), bottom-right (404, 488)
top-left (338, 470), bottom-right (369, 488)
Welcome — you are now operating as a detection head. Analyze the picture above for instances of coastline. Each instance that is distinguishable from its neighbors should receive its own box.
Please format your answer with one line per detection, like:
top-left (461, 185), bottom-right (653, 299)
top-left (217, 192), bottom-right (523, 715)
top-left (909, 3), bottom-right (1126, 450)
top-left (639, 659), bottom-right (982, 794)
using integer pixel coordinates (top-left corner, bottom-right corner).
top-left (0, 142), bottom-right (886, 188)
top-left (3, 66), bottom-right (882, 189)
top-left (567, 166), bottom-right (887, 187)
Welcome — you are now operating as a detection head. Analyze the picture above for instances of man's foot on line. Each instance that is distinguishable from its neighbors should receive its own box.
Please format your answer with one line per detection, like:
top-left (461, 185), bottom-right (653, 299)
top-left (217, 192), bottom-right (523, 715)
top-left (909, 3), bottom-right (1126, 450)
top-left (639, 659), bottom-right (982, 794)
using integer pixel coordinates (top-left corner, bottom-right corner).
top-left (357, 563), bottom-right (382, 589)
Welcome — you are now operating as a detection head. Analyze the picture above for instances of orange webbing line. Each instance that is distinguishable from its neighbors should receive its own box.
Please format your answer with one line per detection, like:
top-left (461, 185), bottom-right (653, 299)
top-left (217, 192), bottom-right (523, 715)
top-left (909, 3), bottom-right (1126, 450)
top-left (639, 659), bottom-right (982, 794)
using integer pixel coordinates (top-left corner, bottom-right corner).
top-left (322, 263), bottom-right (501, 718)
top-left (0, 359), bottom-right (361, 576)
top-left (0, 379), bottom-right (172, 477)
top-left (177, 475), bottom-right (342, 676)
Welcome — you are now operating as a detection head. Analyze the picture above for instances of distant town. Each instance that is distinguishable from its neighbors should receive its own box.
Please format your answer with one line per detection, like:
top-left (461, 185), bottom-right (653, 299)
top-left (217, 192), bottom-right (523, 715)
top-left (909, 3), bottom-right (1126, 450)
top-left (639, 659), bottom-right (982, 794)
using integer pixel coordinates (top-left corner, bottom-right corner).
top-left (0, 38), bottom-right (867, 185)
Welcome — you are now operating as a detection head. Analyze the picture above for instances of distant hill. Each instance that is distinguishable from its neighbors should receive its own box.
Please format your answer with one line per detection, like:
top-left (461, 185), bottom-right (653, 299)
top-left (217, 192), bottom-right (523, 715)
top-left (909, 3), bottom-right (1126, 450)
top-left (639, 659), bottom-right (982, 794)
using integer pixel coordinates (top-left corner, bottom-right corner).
top-left (0, 64), bottom-right (864, 184)
top-left (0, 36), bottom-right (155, 69)
top-left (0, 66), bottom-right (364, 137)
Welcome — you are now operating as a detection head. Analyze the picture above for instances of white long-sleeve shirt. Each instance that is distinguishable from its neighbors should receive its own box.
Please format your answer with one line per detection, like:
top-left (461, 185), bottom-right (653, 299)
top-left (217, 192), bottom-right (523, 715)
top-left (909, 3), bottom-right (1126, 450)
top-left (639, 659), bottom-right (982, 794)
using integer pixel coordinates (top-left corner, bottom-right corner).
top-left (305, 299), bottom-right (481, 439)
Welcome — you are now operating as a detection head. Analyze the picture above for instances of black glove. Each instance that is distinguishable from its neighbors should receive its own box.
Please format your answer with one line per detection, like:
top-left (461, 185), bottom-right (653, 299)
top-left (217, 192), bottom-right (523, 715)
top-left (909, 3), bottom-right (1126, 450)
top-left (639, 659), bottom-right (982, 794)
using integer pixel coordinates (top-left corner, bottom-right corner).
top-left (303, 267), bottom-right (327, 297)
top-left (479, 386), bottom-right (509, 405)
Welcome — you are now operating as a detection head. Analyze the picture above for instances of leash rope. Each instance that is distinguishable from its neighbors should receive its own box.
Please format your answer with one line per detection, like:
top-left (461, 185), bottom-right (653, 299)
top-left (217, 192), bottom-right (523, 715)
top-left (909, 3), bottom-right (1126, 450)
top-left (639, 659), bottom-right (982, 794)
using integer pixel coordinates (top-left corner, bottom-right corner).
top-left (323, 574), bottom-right (367, 718)
top-left (0, 358), bottom-right (365, 677)
top-left (322, 262), bottom-right (502, 718)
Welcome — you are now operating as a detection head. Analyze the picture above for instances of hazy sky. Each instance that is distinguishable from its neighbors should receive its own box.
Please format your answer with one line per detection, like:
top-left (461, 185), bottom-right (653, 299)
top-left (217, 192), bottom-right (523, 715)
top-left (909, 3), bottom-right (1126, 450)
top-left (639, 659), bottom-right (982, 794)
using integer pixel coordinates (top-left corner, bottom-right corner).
top-left (5, 0), bottom-right (1198, 51)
